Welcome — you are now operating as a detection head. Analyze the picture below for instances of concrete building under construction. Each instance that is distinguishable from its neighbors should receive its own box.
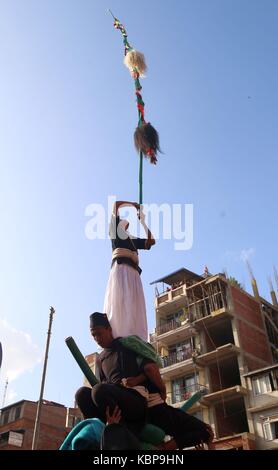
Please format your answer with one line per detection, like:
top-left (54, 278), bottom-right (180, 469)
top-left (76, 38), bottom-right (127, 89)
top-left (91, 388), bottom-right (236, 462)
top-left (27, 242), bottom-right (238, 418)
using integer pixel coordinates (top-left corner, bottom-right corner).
top-left (149, 267), bottom-right (278, 450)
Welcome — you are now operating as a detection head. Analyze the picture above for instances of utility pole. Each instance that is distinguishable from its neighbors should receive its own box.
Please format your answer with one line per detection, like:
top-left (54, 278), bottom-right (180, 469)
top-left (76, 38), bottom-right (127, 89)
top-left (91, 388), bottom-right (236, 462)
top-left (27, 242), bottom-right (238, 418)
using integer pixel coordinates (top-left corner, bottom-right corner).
top-left (32, 306), bottom-right (55, 450)
top-left (2, 378), bottom-right (9, 408)
top-left (0, 342), bottom-right (2, 376)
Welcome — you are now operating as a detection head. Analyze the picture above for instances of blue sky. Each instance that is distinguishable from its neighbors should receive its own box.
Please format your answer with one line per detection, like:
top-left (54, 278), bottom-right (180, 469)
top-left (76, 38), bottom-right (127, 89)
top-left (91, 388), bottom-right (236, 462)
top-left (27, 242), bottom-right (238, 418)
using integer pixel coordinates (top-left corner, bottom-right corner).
top-left (0, 0), bottom-right (277, 407)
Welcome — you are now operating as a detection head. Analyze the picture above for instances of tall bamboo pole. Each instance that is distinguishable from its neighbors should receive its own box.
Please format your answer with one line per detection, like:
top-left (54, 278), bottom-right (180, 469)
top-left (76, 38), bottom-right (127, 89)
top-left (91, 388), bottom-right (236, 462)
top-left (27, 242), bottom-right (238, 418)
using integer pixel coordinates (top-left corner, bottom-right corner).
top-left (32, 306), bottom-right (55, 450)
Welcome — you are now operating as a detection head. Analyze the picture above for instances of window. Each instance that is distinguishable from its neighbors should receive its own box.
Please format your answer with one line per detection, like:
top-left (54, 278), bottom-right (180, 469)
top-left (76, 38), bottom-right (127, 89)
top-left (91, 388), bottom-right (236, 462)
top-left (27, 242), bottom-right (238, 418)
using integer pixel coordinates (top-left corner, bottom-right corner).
top-left (0, 430), bottom-right (24, 447)
top-left (1, 411), bottom-right (10, 425)
top-left (171, 374), bottom-right (199, 404)
top-left (263, 420), bottom-right (278, 441)
top-left (172, 378), bottom-right (183, 404)
top-left (67, 414), bottom-right (81, 429)
top-left (3, 406), bottom-right (22, 423)
top-left (14, 407), bottom-right (22, 421)
top-left (166, 309), bottom-right (185, 324)
top-left (184, 375), bottom-right (197, 394)
top-left (169, 340), bottom-right (193, 361)
top-left (0, 432), bottom-right (9, 445)
top-left (252, 374), bottom-right (273, 396)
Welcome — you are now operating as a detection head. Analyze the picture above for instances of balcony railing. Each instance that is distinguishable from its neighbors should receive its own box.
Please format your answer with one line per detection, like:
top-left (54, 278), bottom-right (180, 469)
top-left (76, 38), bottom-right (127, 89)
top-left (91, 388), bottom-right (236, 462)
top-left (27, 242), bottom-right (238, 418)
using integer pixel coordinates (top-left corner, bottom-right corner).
top-left (150, 318), bottom-right (196, 343)
top-left (156, 284), bottom-right (187, 309)
top-left (155, 283), bottom-right (185, 297)
top-left (171, 383), bottom-right (209, 404)
top-left (157, 318), bottom-right (183, 335)
top-left (161, 348), bottom-right (193, 368)
top-left (157, 318), bottom-right (186, 335)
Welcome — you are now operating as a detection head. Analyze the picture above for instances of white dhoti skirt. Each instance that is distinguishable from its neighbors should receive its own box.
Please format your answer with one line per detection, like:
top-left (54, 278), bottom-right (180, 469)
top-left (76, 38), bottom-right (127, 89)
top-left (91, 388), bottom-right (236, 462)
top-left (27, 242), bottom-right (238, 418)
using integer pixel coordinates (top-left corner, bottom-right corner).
top-left (103, 262), bottom-right (148, 341)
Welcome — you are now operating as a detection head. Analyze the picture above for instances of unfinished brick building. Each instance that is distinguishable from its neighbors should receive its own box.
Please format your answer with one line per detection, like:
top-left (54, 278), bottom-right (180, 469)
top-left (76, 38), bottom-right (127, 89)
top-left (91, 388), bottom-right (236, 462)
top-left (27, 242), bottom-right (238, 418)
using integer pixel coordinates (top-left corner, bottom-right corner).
top-left (150, 267), bottom-right (278, 450)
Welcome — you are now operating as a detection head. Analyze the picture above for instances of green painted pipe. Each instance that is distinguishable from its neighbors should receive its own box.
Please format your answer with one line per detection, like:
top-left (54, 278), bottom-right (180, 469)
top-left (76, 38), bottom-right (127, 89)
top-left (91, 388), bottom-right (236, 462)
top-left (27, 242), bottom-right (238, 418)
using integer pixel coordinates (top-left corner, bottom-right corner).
top-left (180, 390), bottom-right (203, 412)
top-left (65, 336), bottom-right (98, 387)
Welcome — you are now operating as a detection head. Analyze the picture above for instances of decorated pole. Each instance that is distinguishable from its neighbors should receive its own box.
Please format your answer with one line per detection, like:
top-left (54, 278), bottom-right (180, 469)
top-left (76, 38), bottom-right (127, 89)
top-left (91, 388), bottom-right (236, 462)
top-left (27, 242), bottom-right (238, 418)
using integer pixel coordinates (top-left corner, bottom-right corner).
top-left (109, 10), bottom-right (160, 204)
top-left (139, 151), bottom-right (143, 204)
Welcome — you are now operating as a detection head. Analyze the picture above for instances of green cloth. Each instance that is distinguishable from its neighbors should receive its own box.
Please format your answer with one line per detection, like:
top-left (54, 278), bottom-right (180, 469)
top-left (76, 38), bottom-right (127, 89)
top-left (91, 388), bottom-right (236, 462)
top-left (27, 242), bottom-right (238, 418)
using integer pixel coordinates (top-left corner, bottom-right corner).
top-left (140, 423), bottom-right (165, 445)
top-left (60, 418), bottom-right (165, 450)
top-left (119, 335), bottom-right (163, 367)
top-left (60, 418), bottom-right (105, 450)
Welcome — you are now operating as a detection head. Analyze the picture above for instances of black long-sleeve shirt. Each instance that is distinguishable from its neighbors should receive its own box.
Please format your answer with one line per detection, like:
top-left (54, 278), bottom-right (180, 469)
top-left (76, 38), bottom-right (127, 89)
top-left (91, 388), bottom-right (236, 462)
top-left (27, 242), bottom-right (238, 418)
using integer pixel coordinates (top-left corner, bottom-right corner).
top-left (96, 338), bottom-right (160, 394)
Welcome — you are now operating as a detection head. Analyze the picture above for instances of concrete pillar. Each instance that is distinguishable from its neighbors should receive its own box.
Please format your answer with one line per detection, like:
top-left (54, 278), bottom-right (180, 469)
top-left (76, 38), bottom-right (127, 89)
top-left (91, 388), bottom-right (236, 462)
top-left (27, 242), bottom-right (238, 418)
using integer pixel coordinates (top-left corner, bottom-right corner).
top-left (268, 278), bottom-right (278, 307)
top-left (165, 380), bottom-right (172, 405)
top-left (251, 278), bottom-right (260, 299)
top-left (270, 290), bottom-right (278, 307)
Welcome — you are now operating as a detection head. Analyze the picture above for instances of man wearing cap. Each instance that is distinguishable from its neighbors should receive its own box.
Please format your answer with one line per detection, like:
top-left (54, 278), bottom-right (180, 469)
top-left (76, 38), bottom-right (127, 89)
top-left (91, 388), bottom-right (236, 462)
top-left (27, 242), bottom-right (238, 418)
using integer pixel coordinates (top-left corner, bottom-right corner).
top-left (75, 312), bottom-right (214, 450)
top-left (75, 312), bottom-right (165, 441)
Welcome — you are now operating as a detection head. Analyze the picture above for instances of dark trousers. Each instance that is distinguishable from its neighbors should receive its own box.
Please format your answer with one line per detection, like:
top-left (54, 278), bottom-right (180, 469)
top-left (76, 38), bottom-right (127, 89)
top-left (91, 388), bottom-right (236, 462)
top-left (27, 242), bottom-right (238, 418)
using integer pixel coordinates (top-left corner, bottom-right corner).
top-left (148, 403), bottom-right (211, 449)
top-left (75, 384), bottom-right (147, 437)
top-left (101, 423), bottom-right (140, 450)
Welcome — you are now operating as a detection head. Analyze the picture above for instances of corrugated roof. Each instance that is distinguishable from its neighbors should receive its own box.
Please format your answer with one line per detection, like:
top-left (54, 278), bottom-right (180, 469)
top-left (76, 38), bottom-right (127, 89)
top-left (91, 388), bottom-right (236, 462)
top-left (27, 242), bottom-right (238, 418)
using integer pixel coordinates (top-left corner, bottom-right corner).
top-left (150, 267), bottom-right (203, 286)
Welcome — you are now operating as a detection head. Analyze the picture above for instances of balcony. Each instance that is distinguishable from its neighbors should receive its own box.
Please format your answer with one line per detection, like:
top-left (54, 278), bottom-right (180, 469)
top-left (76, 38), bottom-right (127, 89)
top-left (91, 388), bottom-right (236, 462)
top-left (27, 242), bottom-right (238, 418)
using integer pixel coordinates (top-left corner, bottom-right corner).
top-left (155, 285), bottom-right (187, 314)
top-left (193, 306), bottom-right (233, 329)
top-left (160, 348), bottom-right (197, 379)
top-left (196, 343), bottom-right (240, 366)
top-left (170, 383), bottom-right (209, 405)
top-left (202, 385), bottom-right (247, 405)
top-left (185, 277), bottom-right (233, 327)
top-left (150, 319), bottom-right (197, 345)
top-left (162, 348), bottom-right (193, 368)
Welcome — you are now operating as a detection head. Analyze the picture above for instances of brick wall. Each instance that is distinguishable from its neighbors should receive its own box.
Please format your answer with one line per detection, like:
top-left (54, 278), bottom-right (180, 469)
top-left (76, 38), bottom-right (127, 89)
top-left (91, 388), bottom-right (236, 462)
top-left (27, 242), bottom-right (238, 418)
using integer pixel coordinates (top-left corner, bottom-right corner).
top-left (237, 320), bottom-right (272, 364)
top-left (0, 401), bottom-right (81, 450)
top-left (215, 403), bottom-right (248, 438)
top-left (231, 287), bottom-right (272, 366)
top-left (209, 365), bottom-right (222, 392)
top-left (231, 287), bottom-right (264, 329)
top-left (244, 356), bottom-right (268, 371)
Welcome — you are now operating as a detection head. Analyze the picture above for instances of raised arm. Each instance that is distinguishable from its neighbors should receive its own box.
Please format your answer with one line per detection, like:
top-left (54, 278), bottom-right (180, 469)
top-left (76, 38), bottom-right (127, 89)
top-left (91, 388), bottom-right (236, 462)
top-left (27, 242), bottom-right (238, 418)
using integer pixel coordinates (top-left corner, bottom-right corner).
top-left (137, 210), bottom-right (156, 249)
top-left (112, 201), bottom-right (140, 216)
